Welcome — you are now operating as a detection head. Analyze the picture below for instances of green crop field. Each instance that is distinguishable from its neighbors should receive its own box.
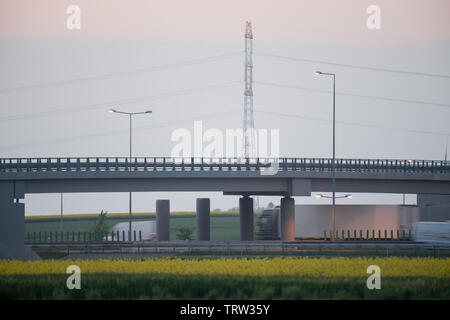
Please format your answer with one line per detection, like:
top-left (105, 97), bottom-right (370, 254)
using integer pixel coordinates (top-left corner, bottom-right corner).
top-left (25, 213), bottom-right (249, 241)
top-left (2, 274), bottom-right (449, 299)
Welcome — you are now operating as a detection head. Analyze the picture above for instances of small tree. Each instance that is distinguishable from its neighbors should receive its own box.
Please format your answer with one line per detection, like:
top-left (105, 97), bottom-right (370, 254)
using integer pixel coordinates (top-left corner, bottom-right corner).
top-left (176, 227), bottom-right (194, 240)
top-left (92, 210), bottom-right (110, 238)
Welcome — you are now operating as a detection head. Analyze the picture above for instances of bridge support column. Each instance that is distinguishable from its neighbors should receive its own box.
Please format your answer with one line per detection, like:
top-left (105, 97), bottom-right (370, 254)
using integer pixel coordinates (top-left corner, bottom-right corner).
top-left (0, 181), bottom-right (39, 260)
top-left (0, 181), bottom-right (24, 246)
top-left (156, 200), bottom-right (170, 241)
top-left (239, 196), bottom-right (254, 241)
top-left (280, 196), bottom-right (295, 241)
top-left (196, 198), bottom-right (210, 241)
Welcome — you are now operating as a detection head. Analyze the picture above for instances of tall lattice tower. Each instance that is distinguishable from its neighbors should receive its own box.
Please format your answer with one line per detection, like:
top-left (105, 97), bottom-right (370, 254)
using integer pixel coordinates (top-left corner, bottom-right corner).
top-left (243, 21), bottom-right (259, 211)
top-left (243, 21), bottom-right (256, 158)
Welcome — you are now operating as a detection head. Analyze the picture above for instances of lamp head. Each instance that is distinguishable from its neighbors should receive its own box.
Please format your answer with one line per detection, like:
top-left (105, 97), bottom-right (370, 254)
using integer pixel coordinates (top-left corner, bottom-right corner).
top-left (145, 110), bottom-right (152, 114)
top-left (315, 194), bottom-right (323, 198)
top-left (345, 194), bottom-right (353, 199)
top-left (108, 109), bottom-right (116, 113)
top-left (315, 71), bottom-right (322, 75)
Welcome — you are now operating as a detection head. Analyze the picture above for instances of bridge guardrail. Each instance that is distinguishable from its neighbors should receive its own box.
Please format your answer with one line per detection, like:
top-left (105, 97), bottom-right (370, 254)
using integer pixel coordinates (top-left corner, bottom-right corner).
top-left (1, 157), bottom-right (449, 174)
top-left (27, 240), bottom-right (450, 258)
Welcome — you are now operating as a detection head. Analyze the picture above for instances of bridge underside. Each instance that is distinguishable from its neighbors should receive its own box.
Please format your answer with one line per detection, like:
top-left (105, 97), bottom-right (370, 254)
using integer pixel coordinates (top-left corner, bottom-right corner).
top-left (19, 177), bottom-right (450, 196)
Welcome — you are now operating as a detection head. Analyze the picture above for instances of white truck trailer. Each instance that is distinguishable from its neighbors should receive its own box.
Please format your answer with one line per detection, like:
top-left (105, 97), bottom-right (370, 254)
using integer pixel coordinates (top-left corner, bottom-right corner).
top-left (108, 220), bottom-right (157, 241)
top-left (414, 221), bottom-right (450, 244)
top-left (256, 205), bottom-right (420, 240)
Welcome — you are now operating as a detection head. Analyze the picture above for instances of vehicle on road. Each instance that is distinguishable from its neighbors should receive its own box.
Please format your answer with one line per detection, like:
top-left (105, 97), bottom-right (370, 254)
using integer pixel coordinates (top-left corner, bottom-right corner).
top-left (256, 208), bottom-right (281, 240)
top-left (256, 205), bottom-right (419, 240)
top-left (108, 220), bottom-right (157, 241)
top-left (414, 221), bottom-right (450, 244)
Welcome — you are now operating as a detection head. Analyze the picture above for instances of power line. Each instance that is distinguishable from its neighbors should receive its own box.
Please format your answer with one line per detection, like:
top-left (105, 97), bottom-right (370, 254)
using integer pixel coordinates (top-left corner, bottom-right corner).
top-left (0, 81), bottom-right (242, 122)
top-left (254, 81), bottom-right (450, 109)
top-left (256, 110), bottom-right (450, 137)
top-left (4, 79), bottom-right (447, 123)
top-left (0, 109), bottom-right (241, 151)
top-left (4, 107), bottom-right (449, 152)
top-left (0, 52), bottom-right (242, 94)
top-left (254, 52), bottom-right (450, 80)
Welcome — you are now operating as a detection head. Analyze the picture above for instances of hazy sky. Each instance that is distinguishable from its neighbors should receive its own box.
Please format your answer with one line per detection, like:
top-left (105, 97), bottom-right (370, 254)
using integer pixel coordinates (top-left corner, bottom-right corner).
top-left (1, 1), bottom-right (449, 215)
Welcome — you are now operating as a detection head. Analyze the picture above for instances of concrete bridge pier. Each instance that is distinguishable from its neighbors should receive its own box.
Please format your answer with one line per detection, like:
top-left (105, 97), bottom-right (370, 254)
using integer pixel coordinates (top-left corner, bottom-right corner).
top-left (156, 199), bottom-right (170, 241)
top-left (0, 181), bottom-right (39, 260)
top-left (280, 196), bottom-right (295, 241)
top-left (239, 196), bottom-right (254, 241)
top-left (0, 181), bottom-right (25, 246)
top-left (196, 198), bottom-right (210, 241)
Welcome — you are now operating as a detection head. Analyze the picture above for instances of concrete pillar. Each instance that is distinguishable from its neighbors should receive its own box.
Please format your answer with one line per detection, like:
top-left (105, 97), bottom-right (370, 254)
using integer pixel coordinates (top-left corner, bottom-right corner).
top-left (239, 196), bottom-right (254, 241)
top-left (0, 181), bottom-right (25, 246)
top-left (280, 196), bottom-right (295, 241)
top-left (156, 200), bottom-right (170, 241)
top-left (196, 198), bottom-right (210, 241)
top-left (0, 181), bottom-right (40, 260)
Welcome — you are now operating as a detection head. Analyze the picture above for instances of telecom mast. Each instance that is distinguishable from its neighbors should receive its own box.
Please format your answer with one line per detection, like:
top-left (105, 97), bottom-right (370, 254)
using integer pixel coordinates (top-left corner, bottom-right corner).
top-left (243, 21), bottom-right (256, 158)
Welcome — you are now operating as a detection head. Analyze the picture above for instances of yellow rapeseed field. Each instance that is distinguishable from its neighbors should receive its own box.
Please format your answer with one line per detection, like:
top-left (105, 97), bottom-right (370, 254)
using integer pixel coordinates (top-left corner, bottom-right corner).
top-left (1, 257), bottom-right (449, 278)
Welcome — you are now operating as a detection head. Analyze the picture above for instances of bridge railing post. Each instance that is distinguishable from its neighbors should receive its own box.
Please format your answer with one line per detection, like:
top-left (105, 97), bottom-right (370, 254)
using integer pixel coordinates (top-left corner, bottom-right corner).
top-left (16, 159), bottom-right (21, 173)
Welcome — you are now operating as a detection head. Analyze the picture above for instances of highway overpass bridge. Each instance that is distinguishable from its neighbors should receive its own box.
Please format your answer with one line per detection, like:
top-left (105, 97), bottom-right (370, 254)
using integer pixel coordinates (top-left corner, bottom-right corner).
top-left (1, 156), bottom-right (449, 256)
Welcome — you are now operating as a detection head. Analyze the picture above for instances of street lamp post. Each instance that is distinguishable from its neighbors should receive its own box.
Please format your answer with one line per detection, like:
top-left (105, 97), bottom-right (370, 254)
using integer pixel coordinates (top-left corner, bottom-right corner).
top-left (315, 71), bottom-right (336, 240)
top-left (59, 193), bottom-right (63, 233)
top-left (109, 108), bottom-right (152, 241)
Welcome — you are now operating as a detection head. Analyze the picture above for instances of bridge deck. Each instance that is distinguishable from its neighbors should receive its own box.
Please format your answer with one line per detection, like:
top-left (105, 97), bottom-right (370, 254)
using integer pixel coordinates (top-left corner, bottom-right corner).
top-left (1, 157), bottom-right (449, 175)
top-left (1, 157), bottom-right (449, 195)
